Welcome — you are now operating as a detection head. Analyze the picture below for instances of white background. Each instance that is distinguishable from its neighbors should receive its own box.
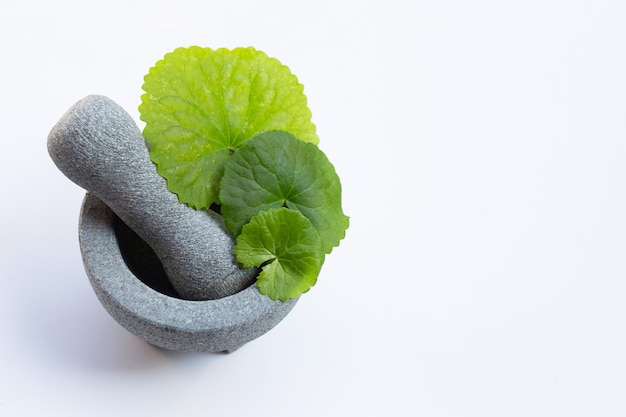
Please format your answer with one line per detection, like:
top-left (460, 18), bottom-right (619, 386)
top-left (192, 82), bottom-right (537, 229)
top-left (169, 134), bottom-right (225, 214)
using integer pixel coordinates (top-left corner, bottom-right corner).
top-left (2, 1), bottom-right (626, 416)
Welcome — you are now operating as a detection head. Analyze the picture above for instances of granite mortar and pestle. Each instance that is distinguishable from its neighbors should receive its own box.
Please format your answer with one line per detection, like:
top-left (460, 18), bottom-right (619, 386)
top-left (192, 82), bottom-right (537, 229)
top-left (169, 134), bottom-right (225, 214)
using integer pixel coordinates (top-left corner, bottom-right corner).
top-left (48, 95), bottom-right (297, 352)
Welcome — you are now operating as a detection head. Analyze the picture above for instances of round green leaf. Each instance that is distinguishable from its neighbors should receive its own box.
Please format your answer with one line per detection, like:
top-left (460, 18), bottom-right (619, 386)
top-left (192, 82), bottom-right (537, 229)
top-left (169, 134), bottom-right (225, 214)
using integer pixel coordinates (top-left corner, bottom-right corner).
top-left (235, 208), bottom-right (324, 301)
top-left (220, 130), bottom-right (349, 254)
top-left (139, 46), bottom-right (318, 209)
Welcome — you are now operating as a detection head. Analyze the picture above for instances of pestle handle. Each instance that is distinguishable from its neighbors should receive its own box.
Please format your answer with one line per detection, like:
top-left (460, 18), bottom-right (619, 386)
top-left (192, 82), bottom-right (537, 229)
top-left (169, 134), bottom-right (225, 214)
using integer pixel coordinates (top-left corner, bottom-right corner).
top-left (48, 95), bottom-right (257, 300)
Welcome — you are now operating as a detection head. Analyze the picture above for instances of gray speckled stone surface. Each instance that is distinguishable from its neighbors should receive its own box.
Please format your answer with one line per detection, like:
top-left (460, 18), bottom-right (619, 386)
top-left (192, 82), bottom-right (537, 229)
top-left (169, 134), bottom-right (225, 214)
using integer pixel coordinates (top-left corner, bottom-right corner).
top-left (48, 95), bottom-right (256, 300)
top-left (47, 94), bottom-right (299, 352)
top-left (79, 193), bottom-right (298, 352)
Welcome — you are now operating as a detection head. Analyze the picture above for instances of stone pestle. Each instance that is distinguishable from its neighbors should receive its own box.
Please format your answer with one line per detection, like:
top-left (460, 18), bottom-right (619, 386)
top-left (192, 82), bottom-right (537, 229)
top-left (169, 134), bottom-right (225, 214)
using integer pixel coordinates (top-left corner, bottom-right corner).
top-left (47, 95), bottom-right (258, 300)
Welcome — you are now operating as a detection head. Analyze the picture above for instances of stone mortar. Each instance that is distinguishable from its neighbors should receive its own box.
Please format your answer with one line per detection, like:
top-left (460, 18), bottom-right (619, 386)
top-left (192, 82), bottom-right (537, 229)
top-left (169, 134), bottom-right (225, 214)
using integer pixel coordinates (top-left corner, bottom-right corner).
top-left (79, 193), bottom-right (298, 352)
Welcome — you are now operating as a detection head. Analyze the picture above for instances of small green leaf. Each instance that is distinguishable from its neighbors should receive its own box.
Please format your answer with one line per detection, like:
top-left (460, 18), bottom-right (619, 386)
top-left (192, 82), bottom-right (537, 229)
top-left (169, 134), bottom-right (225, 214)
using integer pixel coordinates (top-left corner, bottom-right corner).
top-left (139, 46), bottom-right (318, 209)
top-left (235, 208), bottom-right (324, 301)
top-left (220, 131), bottom-right (349, 254)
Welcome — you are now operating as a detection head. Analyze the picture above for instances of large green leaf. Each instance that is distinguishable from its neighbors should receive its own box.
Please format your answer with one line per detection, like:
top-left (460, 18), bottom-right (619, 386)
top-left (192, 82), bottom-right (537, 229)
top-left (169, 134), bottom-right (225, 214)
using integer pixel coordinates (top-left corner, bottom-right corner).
top-left (220, 131), bottom-right (349, 254)
top-left (235, 208), bottom-right (324, 301)
top-left (139, 46), bottom-right (318, 209)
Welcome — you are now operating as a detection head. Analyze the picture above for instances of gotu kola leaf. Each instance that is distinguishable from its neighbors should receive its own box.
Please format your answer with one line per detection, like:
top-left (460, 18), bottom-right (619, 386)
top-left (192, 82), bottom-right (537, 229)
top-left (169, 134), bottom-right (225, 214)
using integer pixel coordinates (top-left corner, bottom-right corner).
top-left (220, 130), bottom-right (349, 254)
top-left (139, 46), bottom-right (318, 209)
top-left (235, 207), bottom-right (324, 301)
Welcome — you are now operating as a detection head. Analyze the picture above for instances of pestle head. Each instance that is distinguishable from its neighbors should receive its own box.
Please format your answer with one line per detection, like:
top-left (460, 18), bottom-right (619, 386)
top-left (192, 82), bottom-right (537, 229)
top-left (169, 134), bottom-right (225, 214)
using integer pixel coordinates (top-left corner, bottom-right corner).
top-left (48, 95), bottom-right (258, 300)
